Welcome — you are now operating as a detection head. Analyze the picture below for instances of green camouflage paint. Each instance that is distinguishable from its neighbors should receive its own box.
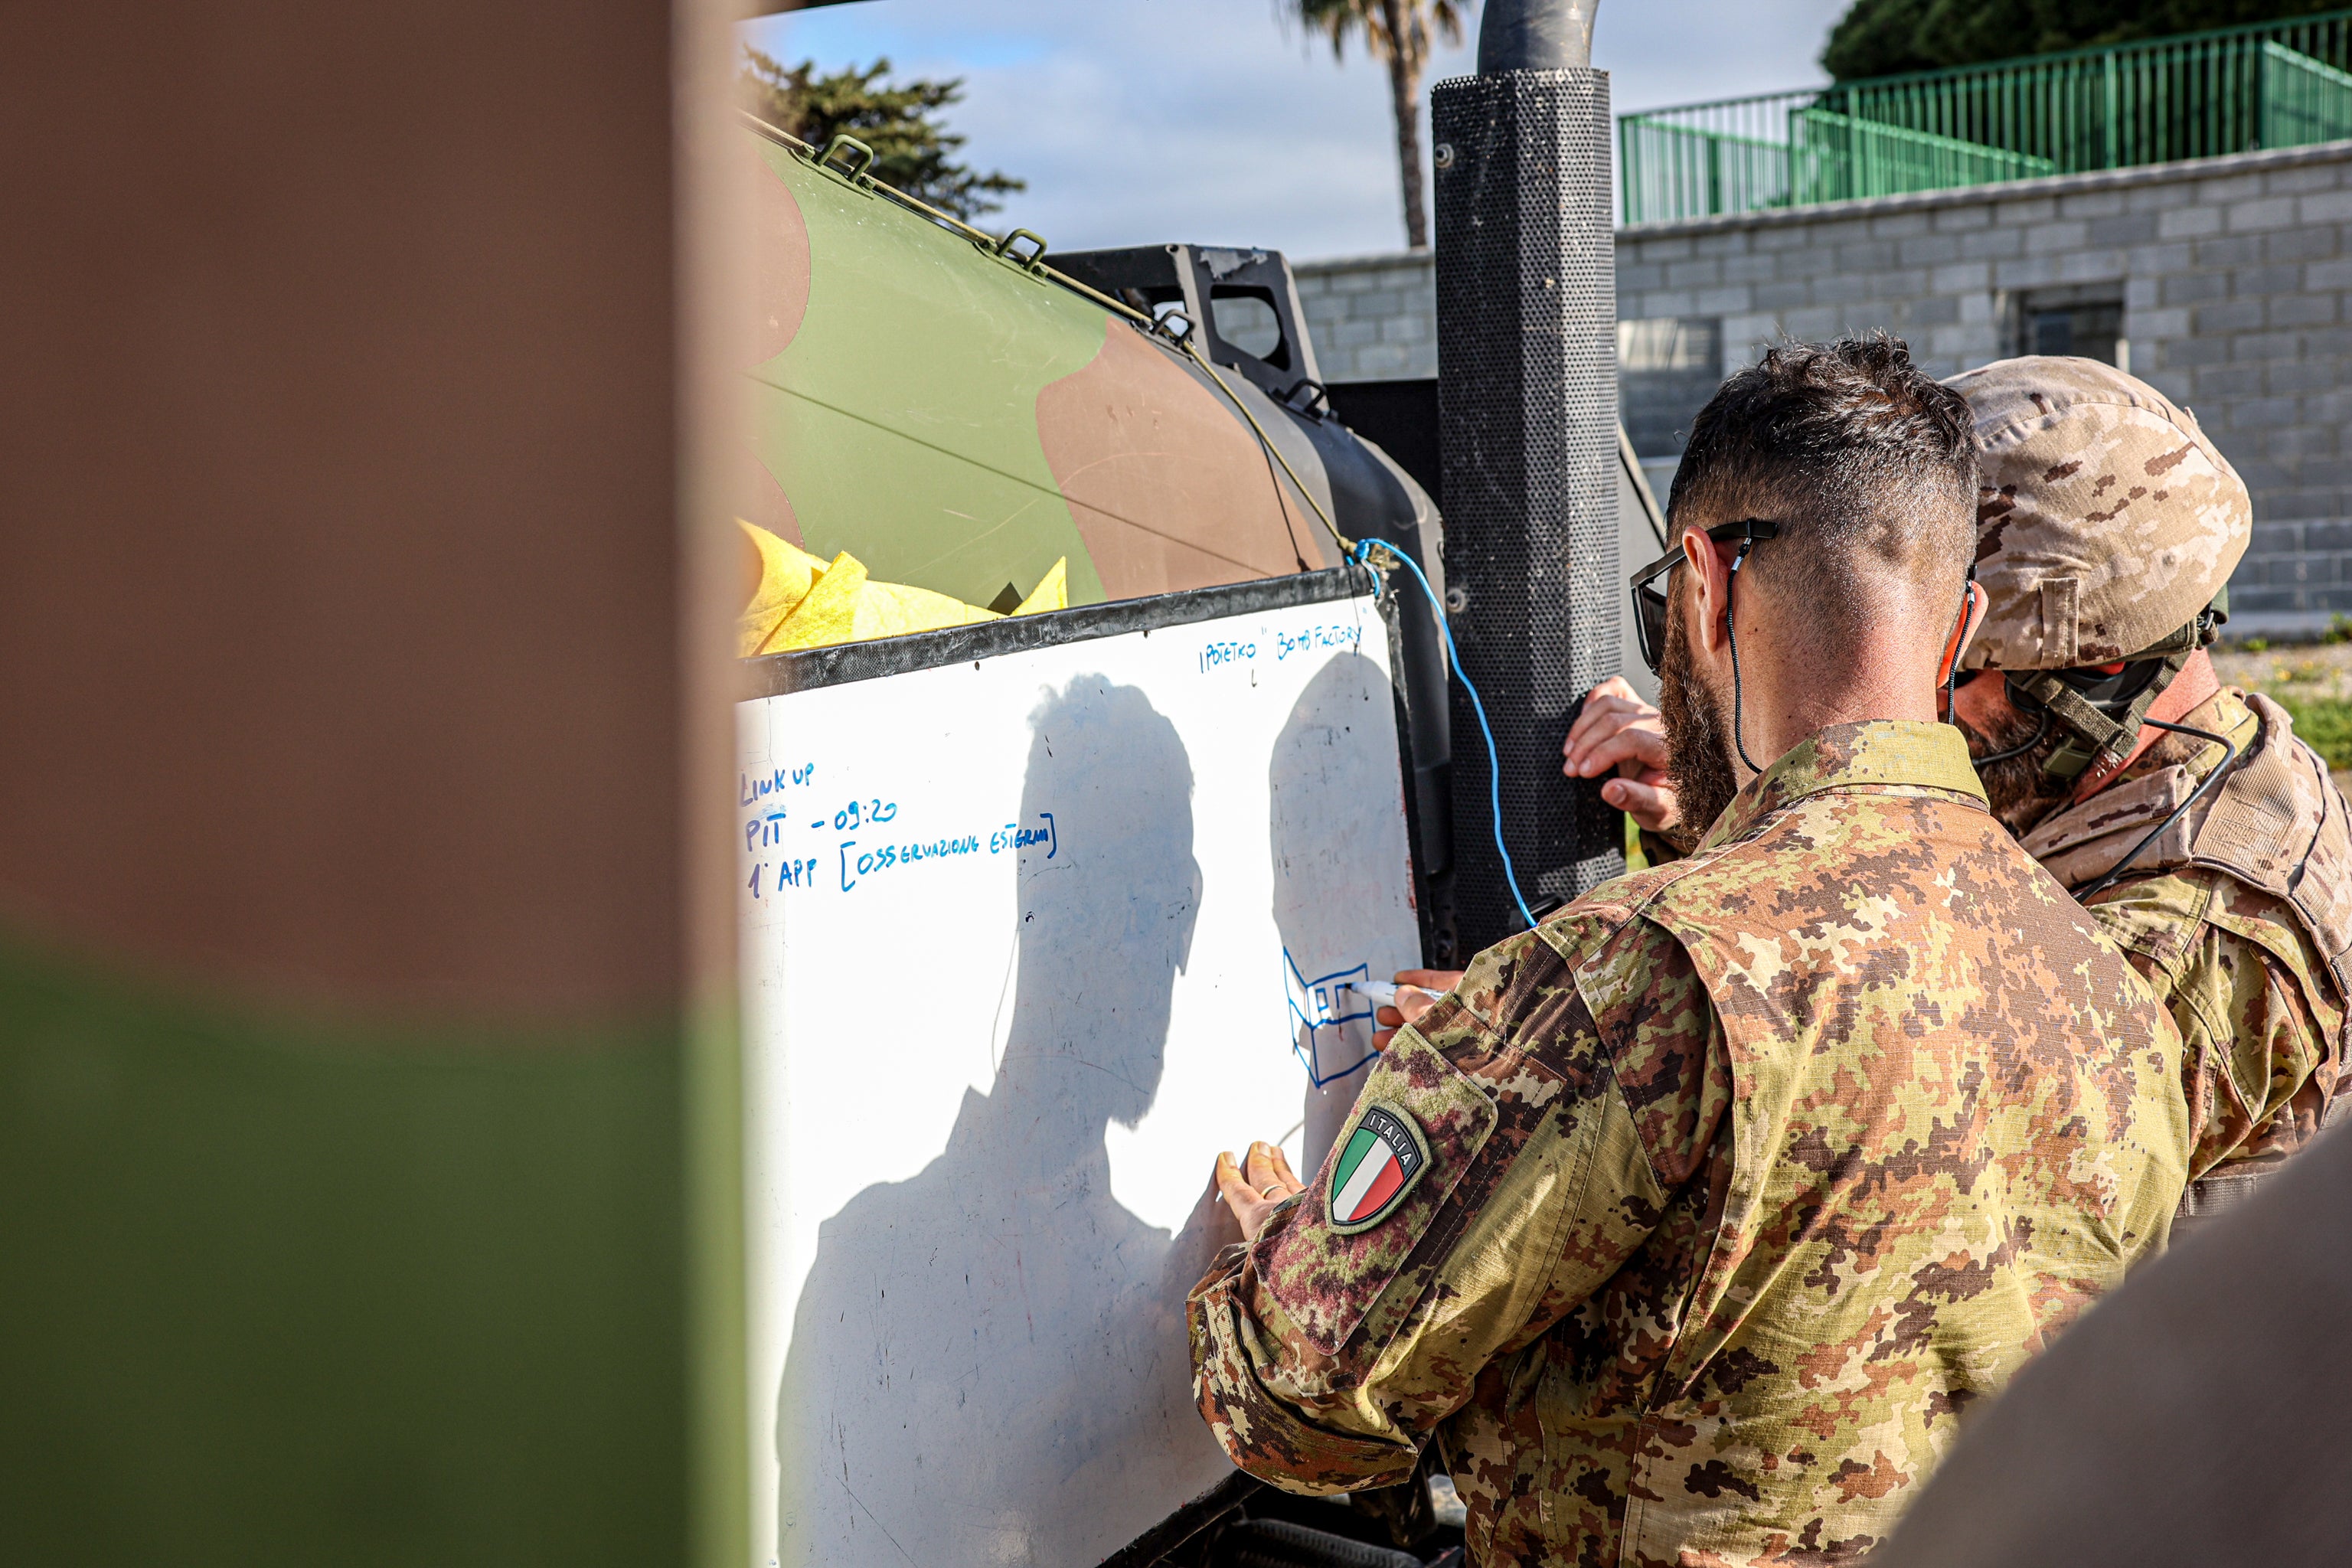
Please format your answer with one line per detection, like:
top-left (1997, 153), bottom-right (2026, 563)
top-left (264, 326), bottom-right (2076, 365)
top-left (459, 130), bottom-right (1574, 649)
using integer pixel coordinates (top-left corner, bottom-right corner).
top-left (743, 129), bottom-right (1328, 613)
top-left (746, 136), bottom-right (1110, 609)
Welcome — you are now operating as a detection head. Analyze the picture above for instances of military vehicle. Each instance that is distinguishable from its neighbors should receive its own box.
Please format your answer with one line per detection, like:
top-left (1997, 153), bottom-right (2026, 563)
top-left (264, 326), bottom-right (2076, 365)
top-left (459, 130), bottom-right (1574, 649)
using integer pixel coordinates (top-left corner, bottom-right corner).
top-left (739, 109), bottom-right (1662, 962)
top-left (740, 111), bottom-right (1468, 911)
top-left (737, 116), bottom-right (1444, 610)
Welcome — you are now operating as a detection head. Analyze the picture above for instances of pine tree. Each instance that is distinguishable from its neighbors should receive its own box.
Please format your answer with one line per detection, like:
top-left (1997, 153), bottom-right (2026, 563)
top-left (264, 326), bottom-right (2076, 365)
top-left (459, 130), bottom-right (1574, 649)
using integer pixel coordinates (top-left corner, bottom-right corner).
top-left (741, 49), bottom-right (1024, 221)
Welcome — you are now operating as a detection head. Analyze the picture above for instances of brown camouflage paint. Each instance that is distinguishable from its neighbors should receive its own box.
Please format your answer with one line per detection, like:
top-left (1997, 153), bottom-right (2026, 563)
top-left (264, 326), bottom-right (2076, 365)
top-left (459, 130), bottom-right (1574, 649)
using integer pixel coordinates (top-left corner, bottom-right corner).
top-left (731, 436), bottom-right (802, 549)
top-left (1037, 318), bottom-right (1326, 598)
top-left (1191, 720), bottom-right (2188, 1566)
top-left (749, 145), bottom-right (809, 368)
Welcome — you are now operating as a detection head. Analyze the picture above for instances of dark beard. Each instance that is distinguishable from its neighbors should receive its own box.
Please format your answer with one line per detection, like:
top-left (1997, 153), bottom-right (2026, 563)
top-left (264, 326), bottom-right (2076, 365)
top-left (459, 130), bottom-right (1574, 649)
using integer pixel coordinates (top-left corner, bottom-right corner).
top-left (1657, 587), bottom-right (1742, 849)
top-left (1955, 701), bottom-right (2069, 835)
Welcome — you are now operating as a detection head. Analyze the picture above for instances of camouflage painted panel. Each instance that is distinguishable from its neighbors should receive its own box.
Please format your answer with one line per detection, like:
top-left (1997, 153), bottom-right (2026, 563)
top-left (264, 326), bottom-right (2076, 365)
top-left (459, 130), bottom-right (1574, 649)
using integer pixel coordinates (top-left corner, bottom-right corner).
top-left (742, 135), bottom-right (1105, 609)
top-left (739, 129), bottom-right (1321, 616)
top-left (1037, 319), bottom-right (1329, 595)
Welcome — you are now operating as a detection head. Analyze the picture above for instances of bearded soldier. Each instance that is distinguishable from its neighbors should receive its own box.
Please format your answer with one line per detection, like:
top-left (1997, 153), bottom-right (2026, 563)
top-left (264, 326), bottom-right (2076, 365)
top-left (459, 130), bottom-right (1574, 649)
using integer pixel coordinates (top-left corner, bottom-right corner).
top-left (1191, 338), bottom-right (2188, 1566)
top-left (1565, 356), bottom-right (2348, 1240)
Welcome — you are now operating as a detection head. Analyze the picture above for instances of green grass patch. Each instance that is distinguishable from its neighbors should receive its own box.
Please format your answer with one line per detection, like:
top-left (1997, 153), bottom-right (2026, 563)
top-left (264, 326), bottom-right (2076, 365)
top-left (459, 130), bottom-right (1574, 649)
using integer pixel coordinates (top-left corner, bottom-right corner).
top-left (2277, 696), bottom-right (2352, 770)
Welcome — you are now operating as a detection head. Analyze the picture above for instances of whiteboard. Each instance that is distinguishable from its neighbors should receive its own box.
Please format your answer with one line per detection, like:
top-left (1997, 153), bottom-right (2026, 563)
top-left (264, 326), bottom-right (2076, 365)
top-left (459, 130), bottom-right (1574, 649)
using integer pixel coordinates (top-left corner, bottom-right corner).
top-left (738, 573), bottom-right (1423, 1568)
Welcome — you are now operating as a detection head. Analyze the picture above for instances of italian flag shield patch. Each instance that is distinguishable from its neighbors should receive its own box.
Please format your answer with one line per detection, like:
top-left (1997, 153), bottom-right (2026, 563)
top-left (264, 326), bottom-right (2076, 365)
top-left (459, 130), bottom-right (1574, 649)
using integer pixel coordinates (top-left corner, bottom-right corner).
top-left (1328, 1102), bottom-right (1432, 1235)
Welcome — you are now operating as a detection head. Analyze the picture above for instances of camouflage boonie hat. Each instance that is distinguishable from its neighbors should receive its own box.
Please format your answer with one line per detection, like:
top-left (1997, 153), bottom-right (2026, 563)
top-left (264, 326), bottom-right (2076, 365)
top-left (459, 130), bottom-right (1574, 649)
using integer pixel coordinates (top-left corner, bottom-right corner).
top-left (1946, 356), bottom-right (2250, 671)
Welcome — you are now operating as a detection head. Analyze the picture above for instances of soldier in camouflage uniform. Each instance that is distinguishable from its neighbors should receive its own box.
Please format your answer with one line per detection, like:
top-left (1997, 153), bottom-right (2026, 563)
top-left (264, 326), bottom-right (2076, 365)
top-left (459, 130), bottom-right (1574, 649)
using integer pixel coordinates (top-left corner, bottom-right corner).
top-left (1564, 357), bottom-right (2352, 1240)
top-left (1942, 357), bottom-right (2352, 1236)
top-left (1191, 339), bottom-right (2189, 1566)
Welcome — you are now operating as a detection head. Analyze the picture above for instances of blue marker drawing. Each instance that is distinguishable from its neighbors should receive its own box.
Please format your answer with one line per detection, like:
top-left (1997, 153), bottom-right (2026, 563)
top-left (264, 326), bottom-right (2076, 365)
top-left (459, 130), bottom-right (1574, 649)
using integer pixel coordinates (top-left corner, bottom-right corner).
top-left (1282, 948), bottom-right (1380, 1087)
top-left (991, 812), bottom-right (1058, 857)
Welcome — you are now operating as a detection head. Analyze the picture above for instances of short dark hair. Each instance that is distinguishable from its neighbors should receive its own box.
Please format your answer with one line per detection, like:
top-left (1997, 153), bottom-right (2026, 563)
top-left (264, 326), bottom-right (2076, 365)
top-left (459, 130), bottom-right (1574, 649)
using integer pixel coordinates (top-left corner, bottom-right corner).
top-left (1667, 334), bottom-right (1978, 633)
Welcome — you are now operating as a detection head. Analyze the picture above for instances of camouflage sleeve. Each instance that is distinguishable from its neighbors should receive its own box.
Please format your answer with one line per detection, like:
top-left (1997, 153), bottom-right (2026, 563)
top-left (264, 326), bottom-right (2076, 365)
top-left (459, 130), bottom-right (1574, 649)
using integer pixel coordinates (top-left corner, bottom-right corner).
top-left (1185, 912), bottom-right (1722, 1494)
top-left (2152, 920), bottom-right (2337, 1177)
top-left (2085, 871), bottom-right (2341, 1179)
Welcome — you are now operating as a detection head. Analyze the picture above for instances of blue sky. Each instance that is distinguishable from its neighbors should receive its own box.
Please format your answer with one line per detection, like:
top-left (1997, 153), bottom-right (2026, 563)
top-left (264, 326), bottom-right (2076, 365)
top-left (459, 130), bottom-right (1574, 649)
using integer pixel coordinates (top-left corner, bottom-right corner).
top-left (744, 1), bottom-right (1852, 259)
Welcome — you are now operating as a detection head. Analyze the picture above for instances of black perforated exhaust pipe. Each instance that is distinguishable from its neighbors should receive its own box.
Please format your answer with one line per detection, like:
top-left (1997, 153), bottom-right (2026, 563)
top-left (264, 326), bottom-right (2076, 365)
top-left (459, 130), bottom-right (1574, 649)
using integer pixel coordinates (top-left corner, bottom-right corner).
top-left (1432, 0), bottom-right (1623, 955)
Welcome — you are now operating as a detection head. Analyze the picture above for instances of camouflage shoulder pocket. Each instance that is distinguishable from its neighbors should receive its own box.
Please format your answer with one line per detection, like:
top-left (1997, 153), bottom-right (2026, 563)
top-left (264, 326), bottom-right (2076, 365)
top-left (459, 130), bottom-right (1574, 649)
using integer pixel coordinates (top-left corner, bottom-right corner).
top-left (1258, 1025), bottom-right (1500, 1357)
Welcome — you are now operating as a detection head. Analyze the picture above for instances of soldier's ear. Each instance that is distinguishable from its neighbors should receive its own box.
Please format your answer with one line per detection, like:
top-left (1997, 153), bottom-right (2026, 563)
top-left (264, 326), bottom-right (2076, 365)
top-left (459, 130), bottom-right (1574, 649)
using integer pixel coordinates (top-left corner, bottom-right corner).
top-left (1684, 528), bottom-right (1736, 655)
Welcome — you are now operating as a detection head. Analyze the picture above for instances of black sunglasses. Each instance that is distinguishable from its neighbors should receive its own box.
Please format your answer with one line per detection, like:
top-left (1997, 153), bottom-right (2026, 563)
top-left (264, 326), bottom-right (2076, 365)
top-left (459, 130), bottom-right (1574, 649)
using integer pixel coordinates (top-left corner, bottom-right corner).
top-left (1629, 518), bottom-right (1781, 674)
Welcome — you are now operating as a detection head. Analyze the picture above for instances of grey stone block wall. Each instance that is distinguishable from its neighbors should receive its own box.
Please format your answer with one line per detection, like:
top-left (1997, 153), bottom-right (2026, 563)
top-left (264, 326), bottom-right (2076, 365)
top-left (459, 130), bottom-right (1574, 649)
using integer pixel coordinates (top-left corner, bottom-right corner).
top-left (1295, 141), bottom-right (2352, 635)
top-left (1294, 251), bottom-right (1439, 381)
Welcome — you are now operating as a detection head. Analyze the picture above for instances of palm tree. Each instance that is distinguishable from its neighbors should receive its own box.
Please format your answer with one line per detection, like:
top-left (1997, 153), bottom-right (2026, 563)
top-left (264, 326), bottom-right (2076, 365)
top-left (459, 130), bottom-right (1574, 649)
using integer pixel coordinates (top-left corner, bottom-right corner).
top-left (1295, 0), bottom-right (1467, 250)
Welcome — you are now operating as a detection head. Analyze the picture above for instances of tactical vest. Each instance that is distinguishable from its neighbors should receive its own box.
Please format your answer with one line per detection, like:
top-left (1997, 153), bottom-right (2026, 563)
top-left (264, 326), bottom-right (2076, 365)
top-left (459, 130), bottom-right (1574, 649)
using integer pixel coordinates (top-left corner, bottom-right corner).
top-left (2020, 691), bottom-right (2352, 1229)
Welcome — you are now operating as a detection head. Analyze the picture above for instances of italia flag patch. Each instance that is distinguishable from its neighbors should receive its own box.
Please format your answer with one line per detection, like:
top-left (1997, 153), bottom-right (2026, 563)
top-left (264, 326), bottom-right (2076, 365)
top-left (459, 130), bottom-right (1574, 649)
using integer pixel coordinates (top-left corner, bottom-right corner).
top-left (1328, 1102), bottom-right (1432, 1235)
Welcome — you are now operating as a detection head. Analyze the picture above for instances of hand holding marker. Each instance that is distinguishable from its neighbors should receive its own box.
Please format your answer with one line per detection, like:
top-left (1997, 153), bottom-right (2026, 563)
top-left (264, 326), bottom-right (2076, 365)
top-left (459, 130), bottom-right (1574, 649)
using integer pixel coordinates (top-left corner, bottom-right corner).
top-left (1350, 971), bottom-right (1463, 1050)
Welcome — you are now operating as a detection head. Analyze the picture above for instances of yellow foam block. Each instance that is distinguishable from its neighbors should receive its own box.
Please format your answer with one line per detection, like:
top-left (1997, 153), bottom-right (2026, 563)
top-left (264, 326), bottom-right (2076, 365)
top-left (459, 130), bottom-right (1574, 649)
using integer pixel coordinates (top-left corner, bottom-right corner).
top-left (1014, 555), bottom-right (1067, 616)
top-left (736, 521), bottom-right (1067, 656)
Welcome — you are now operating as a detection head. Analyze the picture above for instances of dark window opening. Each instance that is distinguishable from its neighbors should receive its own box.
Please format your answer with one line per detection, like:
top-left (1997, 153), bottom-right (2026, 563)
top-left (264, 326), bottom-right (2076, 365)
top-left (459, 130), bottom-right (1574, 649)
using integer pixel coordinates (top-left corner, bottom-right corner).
top-left (2017, 290), bottom-right (2125, 369)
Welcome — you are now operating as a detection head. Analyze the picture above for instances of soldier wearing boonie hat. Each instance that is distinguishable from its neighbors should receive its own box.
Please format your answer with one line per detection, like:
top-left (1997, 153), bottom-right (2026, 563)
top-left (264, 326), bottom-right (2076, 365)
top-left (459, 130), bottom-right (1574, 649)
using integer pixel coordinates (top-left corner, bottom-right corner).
top-left (1946, 355), bottom-right (2350, 1236)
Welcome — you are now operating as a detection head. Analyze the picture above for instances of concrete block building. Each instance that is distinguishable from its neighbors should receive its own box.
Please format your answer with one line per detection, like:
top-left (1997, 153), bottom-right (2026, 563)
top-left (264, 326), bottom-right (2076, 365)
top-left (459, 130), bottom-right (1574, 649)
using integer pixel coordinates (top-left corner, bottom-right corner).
top-left (1297, 140), bottom-right (2352, 634)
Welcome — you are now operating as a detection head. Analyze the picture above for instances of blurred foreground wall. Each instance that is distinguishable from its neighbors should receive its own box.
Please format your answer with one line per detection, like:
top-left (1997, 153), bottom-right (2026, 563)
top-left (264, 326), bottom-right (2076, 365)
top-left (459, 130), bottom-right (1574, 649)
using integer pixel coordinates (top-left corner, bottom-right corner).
top-left (0, 3), bottom-right (740, 1563)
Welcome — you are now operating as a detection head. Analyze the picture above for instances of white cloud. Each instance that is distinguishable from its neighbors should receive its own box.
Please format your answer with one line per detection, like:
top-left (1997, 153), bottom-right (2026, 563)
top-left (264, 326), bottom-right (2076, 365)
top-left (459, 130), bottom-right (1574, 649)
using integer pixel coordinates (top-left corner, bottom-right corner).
top-left (746, 0), bottom-right (1848, 260)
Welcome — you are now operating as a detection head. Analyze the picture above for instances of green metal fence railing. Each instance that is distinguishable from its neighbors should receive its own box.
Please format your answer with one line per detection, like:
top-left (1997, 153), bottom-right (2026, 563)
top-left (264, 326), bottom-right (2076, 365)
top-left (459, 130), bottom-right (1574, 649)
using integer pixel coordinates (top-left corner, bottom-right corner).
top-left (1621, 10), bottom-right (2352, 224)
top-left (2263, 40), bottom-right (2352, 149)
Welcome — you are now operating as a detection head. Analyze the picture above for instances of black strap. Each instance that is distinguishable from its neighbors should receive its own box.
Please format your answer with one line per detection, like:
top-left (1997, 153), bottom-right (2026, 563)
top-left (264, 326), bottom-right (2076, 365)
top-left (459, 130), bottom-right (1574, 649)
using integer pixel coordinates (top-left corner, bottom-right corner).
top-left (2011, 606), bottom-right (2217, 789)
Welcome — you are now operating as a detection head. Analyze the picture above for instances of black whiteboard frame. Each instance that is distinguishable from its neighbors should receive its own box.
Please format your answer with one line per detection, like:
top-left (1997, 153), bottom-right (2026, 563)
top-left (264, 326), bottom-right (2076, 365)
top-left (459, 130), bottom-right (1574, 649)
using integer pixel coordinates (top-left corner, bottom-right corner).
top-left (738, 564), bottom-right (1382, 698)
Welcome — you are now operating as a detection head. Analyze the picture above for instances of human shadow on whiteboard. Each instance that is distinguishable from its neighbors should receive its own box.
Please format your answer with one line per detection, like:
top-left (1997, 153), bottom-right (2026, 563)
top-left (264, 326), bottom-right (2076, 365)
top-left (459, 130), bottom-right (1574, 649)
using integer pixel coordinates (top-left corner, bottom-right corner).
top-left (776, 678), bottom-right (1233, 1568)
top-left (1271, 652), bottom-right (1407, 1174)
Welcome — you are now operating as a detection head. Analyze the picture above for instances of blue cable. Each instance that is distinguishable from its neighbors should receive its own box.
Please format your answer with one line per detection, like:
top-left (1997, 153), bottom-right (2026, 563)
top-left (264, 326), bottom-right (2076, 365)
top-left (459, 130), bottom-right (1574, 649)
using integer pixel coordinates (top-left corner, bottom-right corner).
top-left (1350, 539), bottom-right (1538, 931)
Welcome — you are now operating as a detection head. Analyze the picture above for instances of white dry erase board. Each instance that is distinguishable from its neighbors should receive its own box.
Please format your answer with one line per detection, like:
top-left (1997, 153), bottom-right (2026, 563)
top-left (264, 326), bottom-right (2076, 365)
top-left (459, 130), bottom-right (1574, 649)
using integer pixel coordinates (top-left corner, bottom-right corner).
top-left (737, 568), bottom-right (1425, 1568)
